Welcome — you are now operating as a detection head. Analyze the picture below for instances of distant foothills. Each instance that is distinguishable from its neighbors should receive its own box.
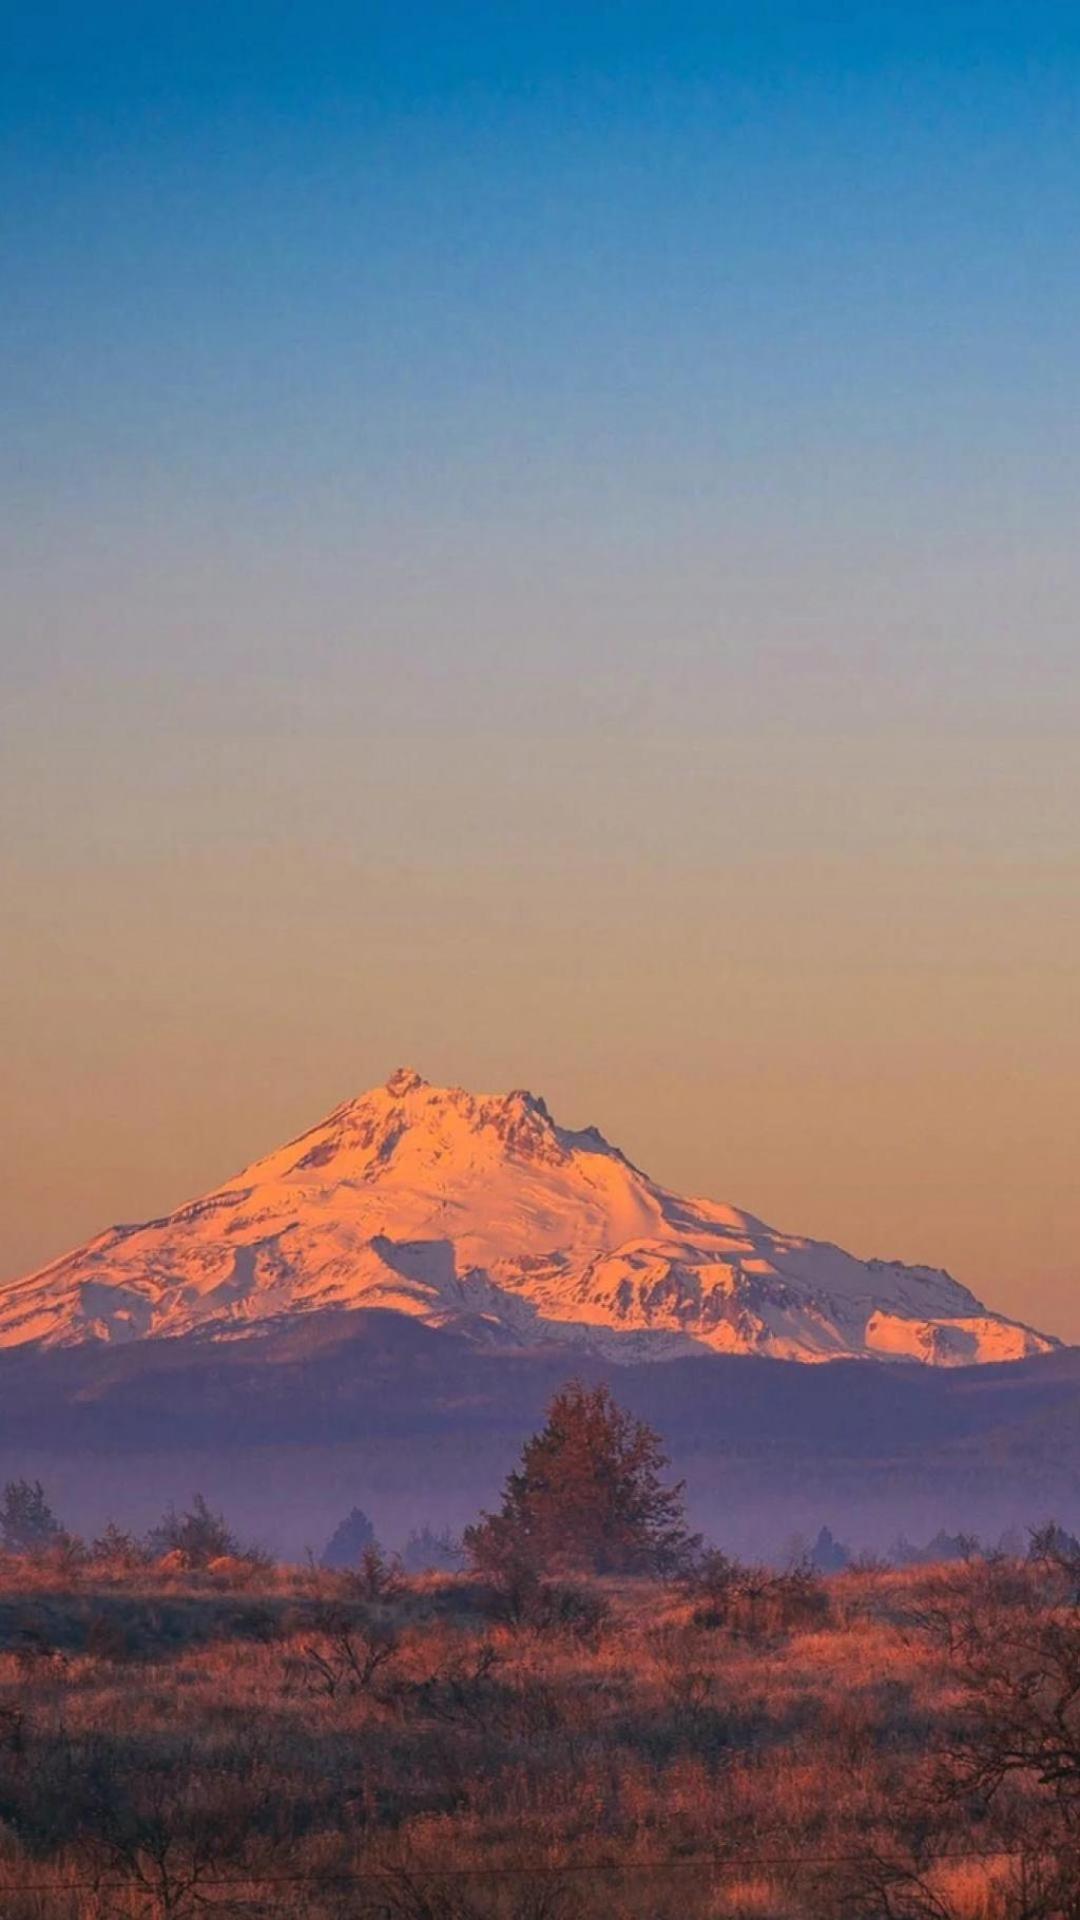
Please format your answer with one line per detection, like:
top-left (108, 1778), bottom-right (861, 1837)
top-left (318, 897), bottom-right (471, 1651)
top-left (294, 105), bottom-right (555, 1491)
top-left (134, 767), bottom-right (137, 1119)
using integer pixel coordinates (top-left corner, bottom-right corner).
top-left (0, 1069), bottom-right (1057, 1366)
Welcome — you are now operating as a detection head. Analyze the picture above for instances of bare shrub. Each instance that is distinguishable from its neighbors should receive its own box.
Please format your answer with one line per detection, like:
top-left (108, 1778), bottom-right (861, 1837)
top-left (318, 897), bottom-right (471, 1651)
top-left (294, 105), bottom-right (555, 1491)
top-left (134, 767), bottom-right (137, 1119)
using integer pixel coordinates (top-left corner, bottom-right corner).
top-left (347, 1541), bottom-right (406, 1604)
top-left (928, 1561), bottom-right (1080, 1807)
top-left (482, 1569), bottom-right (610, 1644)
top-left (685, 1549), bottom-right (830, 1639)
top-left (89, 1519), bottom-right (151, 1570)
top-left (409, 1641), bottom-right (501, 1728)
top-left (296, 1605), bottom-right (401, 1699)
top-left (71, 1738), bottom-right (280, 1920)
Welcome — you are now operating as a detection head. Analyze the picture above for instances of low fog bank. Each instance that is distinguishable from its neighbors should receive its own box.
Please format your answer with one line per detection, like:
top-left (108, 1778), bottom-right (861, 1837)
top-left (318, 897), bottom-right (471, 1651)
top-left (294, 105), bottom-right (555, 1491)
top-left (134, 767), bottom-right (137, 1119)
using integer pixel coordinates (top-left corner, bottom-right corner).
top-left (2, 1430), bottom-right (1076, 1569)
top-left (0, 1309), bottom-right (1077, 1563)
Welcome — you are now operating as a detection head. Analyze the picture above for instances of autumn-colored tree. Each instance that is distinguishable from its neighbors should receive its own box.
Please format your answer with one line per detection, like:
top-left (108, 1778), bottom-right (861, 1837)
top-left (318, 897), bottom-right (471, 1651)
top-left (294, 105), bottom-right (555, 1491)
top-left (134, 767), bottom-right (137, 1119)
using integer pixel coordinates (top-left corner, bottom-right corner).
top-left (465, 1381), bottom-right (698, 1578)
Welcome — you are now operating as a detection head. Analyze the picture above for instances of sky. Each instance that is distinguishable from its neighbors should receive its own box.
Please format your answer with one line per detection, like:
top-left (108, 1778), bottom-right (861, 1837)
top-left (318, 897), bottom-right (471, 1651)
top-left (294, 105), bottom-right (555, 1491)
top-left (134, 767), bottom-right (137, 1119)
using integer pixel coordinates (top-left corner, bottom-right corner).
top-left (2, 3), bottom-right (1078, 1337)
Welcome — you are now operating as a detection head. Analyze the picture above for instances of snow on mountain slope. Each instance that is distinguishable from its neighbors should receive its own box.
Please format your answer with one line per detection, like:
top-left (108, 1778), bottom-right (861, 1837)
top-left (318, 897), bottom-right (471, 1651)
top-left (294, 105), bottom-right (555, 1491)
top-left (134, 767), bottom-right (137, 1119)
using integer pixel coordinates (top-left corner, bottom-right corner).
top-left (0, 1068), bottom-right (1057, 1364)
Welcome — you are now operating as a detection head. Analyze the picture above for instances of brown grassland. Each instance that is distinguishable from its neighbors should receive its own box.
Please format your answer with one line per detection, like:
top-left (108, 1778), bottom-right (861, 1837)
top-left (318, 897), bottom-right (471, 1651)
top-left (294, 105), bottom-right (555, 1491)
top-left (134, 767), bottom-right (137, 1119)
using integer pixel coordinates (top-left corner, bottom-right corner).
top-left (0, 1546), bottom-right (1077, 1919)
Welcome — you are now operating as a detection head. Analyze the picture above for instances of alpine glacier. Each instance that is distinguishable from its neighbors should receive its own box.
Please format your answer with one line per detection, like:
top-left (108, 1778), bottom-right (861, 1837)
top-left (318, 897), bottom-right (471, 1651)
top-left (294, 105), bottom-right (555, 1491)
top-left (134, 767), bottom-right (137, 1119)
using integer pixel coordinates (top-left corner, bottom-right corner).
top-left (0, 1069), bottom-right (1055, 1364)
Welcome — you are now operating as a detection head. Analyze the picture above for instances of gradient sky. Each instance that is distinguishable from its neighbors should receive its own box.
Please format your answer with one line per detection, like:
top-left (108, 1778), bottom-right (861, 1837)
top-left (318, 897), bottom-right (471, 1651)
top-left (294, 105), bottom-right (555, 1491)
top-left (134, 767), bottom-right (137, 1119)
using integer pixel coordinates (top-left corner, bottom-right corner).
top-left (2, 4), bottom-right (1078, 1337)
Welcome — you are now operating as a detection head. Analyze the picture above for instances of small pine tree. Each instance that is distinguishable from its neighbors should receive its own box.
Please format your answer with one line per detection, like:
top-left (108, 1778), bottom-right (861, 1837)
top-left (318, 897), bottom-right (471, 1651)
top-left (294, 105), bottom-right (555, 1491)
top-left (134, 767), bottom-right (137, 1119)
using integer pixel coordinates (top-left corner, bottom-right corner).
top-left (0, 1480), bottom-right (64, 1555)
top-left (809, 1526), bottom-right (851, 1574)
top-left (147, 1494), bottom-right (237, 1568)
top-left (464, 1381), bottom-right (699, 1578)
top-left (321, 1506), bottom-right (377, 1570)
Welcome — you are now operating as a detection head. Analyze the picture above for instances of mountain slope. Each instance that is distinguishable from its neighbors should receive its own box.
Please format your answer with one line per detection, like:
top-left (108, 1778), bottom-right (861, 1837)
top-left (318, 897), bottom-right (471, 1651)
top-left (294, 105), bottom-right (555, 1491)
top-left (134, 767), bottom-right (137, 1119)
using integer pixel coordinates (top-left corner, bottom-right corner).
top-left (0, 1068), bottom-right (1056, 1364)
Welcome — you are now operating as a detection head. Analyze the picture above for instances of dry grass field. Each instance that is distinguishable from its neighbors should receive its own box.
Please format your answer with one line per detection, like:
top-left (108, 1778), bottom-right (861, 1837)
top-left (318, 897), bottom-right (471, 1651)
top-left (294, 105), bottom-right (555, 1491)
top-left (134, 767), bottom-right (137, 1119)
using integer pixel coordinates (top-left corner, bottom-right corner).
top-left (0, 1545), bottom-right (1076, 1920)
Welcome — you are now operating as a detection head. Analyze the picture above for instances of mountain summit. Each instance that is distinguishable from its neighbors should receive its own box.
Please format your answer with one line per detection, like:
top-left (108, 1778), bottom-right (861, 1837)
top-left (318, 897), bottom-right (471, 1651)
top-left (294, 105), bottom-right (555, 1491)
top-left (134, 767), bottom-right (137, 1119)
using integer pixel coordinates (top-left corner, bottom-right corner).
top-left (0, 1071), bottom-right (1056, 1364)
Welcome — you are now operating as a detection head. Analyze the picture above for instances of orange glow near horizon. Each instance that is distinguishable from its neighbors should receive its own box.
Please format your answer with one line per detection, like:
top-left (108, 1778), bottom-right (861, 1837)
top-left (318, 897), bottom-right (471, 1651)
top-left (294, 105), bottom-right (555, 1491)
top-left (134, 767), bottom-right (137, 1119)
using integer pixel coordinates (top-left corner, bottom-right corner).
top-left (3, 706), bottom-right (1077, 1342)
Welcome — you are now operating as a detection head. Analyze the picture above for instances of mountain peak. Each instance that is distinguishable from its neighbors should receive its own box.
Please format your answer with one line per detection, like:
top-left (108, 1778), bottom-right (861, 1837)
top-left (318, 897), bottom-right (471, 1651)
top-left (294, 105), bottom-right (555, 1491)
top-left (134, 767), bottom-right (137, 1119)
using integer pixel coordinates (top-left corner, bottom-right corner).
top-left (378, 1069), bottom-right (550, 1124)
top-left (285, 1072), bottom-right (579, 1184)
top-left (0, 1073), bottom-right (1059, 1366)
top-left (384, 1066), bottom-right (428, 1097)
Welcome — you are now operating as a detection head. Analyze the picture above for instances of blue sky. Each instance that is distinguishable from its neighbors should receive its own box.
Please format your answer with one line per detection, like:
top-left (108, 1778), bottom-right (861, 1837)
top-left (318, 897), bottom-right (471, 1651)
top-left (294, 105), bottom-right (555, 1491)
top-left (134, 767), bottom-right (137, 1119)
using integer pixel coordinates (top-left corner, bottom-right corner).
top-left (6, 5), bottom-right (1080, 716)
top-left (6, 2), bottom-right (1080, 541)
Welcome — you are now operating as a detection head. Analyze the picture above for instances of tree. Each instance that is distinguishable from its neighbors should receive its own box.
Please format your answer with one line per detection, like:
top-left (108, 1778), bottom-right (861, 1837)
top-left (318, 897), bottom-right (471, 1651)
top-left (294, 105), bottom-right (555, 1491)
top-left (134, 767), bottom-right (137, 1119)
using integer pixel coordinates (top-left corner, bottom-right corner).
top-left (147, 1494), bottom-right (237, 1569)
top-left (402, 1525), bottom-right (466, 1574)
top-left (809, 1526), bottom-right (851, 1574)
top-left (0, 1479), bottom-right (64, 1555)
top-left (464, 1381), bottom-right (699, 1578)
top-left (1028, 1517), bottom-right (1080, 1577)
top-left (321, 1506), bottom-right (377, 1570)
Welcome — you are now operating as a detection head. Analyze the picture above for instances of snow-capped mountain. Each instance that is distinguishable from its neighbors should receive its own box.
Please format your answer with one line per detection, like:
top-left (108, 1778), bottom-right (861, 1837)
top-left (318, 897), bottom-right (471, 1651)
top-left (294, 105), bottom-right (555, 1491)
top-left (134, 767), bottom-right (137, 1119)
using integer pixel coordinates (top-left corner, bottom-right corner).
top-left (0, 1069), bottom-right (1056, 1365)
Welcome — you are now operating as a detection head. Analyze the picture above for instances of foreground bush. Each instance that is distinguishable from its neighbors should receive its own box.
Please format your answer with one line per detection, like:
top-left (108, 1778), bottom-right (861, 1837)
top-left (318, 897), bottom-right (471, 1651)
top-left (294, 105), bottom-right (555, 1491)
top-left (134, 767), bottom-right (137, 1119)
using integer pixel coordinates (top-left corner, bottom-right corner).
top-left (684, 1549), bottom-right (831, 1638)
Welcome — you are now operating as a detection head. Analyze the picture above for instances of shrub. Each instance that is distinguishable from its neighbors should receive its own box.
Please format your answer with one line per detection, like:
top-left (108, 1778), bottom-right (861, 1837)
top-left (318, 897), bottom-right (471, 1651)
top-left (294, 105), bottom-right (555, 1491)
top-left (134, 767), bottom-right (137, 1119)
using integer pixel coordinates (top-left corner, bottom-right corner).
top-left (297, 1607), bottom-right (401, 1699)
top-left (89, 1521), bottom-right (149, 1569)
top-left (146, 1494), bottom-right (238, 1569)
top-left (522, 1579), bottom-right (611, 1643)
top-left (1028, 1518), bottom-right (1080, 1587)
top-left (685, 1549), bottom-right (830, 1638)
top-left (478, 1563), bottom-right (610, 1642)
top-left (348, 1542), bottom-right (405, 1603)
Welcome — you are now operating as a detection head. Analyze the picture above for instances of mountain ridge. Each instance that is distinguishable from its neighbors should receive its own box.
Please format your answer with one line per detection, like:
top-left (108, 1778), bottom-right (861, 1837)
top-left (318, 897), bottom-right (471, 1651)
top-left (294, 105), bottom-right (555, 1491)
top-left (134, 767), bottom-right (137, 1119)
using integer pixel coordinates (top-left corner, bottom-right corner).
top-left (0, 1069), bottom-right (1056, 1365)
